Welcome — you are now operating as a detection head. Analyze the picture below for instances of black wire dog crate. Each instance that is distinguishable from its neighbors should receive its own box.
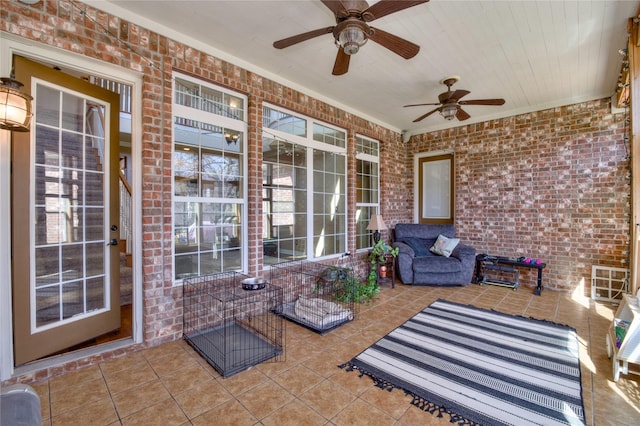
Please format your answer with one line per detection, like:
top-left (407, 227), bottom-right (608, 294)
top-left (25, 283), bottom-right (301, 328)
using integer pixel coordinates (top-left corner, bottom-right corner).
top-left (182, 272), bottom-right (284, 378)
top-left (269, 260), bottom-right (358, 334)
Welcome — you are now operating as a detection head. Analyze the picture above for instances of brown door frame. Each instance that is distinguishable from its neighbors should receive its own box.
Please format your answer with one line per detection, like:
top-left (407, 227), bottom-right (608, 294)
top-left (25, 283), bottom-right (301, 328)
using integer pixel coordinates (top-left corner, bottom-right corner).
top-left (417, 153), bottom-right (454, 225)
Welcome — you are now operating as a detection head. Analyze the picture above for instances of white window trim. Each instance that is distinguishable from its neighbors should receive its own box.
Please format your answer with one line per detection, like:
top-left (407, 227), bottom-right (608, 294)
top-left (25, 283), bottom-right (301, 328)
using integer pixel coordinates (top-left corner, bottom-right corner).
top-left (171, 73), bottom-right (249, 283)
top-left (262, 103), bottom-right (348, 262)
top-left (355, 134), bottom-right (380, 251)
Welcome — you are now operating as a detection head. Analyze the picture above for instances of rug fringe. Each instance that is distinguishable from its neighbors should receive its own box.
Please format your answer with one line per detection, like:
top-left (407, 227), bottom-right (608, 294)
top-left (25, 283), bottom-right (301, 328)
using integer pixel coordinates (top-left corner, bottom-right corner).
top-left (410, 395), bottom-right (480, 426)
top-left (340, 362), bottom-right (480, 426)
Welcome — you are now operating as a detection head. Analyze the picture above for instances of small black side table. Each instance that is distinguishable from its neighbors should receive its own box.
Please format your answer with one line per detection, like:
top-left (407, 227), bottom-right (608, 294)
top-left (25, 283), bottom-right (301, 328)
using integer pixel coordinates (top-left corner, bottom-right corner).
top-left (375, 253), bottom-right (396, 288)
top-left (474, 254), bottom-right (547, 295)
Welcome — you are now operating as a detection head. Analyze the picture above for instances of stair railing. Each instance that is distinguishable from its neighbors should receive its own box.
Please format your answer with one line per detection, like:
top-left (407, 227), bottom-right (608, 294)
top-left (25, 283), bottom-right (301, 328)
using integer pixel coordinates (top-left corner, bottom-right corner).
top-left (119, 170), bottom-right (132, 256)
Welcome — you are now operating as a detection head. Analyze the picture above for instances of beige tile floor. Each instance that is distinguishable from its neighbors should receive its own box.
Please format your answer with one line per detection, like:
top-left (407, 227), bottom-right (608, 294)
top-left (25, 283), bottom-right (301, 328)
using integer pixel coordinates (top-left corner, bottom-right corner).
top-left (28, 283), bottom-right (640, 425)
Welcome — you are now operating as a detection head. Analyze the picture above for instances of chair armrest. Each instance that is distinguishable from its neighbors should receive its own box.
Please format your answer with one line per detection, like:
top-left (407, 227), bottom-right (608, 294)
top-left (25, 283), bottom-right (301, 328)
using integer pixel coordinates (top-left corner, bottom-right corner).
top-left (393, 241), bottom-right (415, 284)
top-left (451, 243), bottom-right (475, 263)
top-left (451, 243), bottom-right (477, 284)
top-left (393, 241), bottom-right (415, 258)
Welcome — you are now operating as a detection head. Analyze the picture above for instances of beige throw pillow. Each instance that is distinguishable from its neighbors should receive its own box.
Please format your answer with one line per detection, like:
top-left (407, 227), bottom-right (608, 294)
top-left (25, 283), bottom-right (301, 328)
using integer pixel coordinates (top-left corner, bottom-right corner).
top-left (430, 234), bottom-right (460, 258)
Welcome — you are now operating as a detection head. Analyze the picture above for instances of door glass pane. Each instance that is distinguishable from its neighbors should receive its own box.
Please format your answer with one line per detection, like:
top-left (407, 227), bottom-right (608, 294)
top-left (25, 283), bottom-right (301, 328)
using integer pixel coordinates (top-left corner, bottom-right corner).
top-left (36, 286), bottom-right (60, 327)
top-left (32, 82), bottom-right (109, 330)
top-left (86, 277), bottom-right (106, 311)
top-left (86, 242), bottom-right (105, 277)
top-left (35, 126), bottom-right (60, 165)
top-left (61, 92), bottom-right (84, 132)
top-left (62, 280), bottom-right (84, 319)
top-left (35, 85), bottom-right (61, 127)
top-left (85, 136), bottom-right (104, 172)
top-left (35, 246), bottom-right (59, 286)
top-left (422, 159), bottom-right (451, 219)
top-left (61, 244), bottom-right (83, 276)
top-left (85, 171), bottom-right (104, 206)
top-left (61, 131), bottom-right (82, 168)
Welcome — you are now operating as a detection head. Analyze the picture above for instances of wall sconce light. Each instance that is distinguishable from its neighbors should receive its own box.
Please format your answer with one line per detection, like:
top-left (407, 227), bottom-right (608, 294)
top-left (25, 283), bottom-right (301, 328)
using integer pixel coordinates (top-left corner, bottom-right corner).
top-left (0, 72), bottom-right (33, 132)
top-left (224, 132), bottom-right (239, 145)
top-left (441, 104), bottom-right (457, 121)
top-left (366, 214), bottom-right (388, 244)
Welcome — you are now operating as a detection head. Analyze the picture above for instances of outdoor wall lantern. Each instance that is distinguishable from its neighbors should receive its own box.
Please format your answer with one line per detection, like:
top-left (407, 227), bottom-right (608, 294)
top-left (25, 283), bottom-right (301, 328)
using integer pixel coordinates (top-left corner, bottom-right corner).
top-left (0, 72), bottom-right (33, 132)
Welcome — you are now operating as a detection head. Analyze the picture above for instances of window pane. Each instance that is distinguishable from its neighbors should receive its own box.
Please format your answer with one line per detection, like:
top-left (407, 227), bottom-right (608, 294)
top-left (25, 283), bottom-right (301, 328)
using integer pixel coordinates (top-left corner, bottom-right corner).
top-left (263, 107), bottom-right (306, 136)
top-left (174, 200), bottom-right (242, 279)
top-left (175, 77), bottom-right (245, 121)
top-left (313, 149), bottom-right (345, 257)
top-left (313, 123), bottom-right (345, 148)
top-left (263, 107), bottom-right (346, 262)
top-left (355, 136), bottom-right (380, 250)
top-left (262, 135), bottom-right (308, 263)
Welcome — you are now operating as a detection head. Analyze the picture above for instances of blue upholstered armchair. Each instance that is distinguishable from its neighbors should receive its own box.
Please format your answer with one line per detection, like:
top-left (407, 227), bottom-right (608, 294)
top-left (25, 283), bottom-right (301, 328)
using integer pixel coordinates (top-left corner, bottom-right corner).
top-left (392, 223), bottom-right (476, 286)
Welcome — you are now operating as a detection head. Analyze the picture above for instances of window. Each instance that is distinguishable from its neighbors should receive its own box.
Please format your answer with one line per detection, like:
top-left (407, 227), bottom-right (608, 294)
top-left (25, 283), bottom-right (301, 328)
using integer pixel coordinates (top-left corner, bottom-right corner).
top-left (355, 135), bottom-right (380, 250)
top-left (418, 153), bottom-right (454, 224)
top-left (173, 75), bottom-right (246, 280)
top-left (262, 105), bottom-right (346, 264)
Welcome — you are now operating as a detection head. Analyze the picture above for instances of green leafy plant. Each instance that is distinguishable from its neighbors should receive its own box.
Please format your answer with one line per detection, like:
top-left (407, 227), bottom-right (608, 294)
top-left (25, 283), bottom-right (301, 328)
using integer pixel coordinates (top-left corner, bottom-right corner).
top-left (367, 240), bottom-right (399, 291)
top-left (315, 265), bottom-right (378, 303)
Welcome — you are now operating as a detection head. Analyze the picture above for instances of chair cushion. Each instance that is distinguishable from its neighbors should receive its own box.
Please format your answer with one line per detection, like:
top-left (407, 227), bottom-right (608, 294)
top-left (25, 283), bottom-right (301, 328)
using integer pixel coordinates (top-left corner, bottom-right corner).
top-left (400, 237), bottom-right (430, 256)
top-left (413, 256), bottom-right (462, 273)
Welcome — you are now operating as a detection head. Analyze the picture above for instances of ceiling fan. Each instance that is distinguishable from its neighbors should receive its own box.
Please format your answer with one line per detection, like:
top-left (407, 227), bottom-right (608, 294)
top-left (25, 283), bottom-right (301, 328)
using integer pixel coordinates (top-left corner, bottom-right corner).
top-left (273, 0), bottom-right (428, 75)
top-left (405, 76), bottom-right (506, 122)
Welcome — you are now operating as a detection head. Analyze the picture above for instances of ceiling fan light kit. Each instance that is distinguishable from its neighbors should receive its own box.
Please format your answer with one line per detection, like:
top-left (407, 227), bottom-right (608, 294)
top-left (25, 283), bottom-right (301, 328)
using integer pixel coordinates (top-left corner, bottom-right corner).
top-left (441, 105), bottom-right (457, 121)
top-left (336, 22), bottom-right (368, 55)
top-left (273, 0), bottom-right (428, 75)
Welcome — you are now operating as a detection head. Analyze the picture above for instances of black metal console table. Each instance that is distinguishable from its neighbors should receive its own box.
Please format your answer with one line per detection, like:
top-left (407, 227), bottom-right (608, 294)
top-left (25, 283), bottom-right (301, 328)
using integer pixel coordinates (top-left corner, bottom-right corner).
top-left (474, 254), bottom-right (547, 295)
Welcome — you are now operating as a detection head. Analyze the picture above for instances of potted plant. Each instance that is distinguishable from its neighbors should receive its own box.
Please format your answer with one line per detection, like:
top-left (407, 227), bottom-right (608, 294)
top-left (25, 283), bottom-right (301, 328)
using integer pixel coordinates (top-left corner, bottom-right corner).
top-left (316, 265), bottom-right (373, 303)
top-left (367, 240), bottom-right (399, 290)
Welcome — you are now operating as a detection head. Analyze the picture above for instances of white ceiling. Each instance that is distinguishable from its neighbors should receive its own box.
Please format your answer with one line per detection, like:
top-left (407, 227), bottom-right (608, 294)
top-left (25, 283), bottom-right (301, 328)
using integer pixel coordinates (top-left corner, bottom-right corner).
top-left (95, 0), bottom-right (638, 135)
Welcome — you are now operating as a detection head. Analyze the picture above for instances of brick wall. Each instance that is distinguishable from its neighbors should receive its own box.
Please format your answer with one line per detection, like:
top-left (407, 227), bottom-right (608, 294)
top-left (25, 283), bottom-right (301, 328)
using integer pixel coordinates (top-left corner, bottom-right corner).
top-left (1, 1), bottom-right (631, 383)
top-left (410, 101), bottom-right (631, 292)
top-left (1, 0), bottom-right (399, 380)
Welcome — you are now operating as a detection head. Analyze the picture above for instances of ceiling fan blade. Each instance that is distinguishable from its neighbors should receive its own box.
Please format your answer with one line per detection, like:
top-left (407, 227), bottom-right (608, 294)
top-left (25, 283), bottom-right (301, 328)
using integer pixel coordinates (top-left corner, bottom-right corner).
top-left (438, 89), bottom-right (468, 104)
top-left (459, 98), bottom-right (506, 106)
top-left (449, 90), bottom-right (471, 102)
top-left (456, 107), bottom-right (471, 121)
top-left (344, 0), bottom-right (371, 12)
top-left (320, 1), bottom-right (350, 17)
top-left (368, 27), bottom-right (420, 59)
top-left (273, 27), bottom-right (334, 49)
top-left (364, 0), bottom-right (429, 22)
top-left (413, 107), bottom-right (441, 123)
top-left (403, 102), bottom-right (441, 108)
top-left (332, 49), bottom-right (351, 75)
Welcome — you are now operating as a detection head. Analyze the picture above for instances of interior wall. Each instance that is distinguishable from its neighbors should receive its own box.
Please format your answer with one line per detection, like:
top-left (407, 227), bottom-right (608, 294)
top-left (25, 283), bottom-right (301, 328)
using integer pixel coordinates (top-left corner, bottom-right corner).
top-left (410, 101), bottom-right (630, 293)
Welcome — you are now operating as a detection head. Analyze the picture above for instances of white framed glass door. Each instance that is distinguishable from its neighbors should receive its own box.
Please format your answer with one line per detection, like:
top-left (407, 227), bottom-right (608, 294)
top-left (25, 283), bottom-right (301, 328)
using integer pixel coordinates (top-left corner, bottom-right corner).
top-left (12, 55), bottom-right (121, 366)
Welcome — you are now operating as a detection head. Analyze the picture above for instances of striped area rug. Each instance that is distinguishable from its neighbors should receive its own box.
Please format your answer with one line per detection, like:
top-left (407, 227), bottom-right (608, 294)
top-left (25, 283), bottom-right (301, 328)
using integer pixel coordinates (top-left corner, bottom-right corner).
top-left (340, 299), bottom-right (585, 426)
